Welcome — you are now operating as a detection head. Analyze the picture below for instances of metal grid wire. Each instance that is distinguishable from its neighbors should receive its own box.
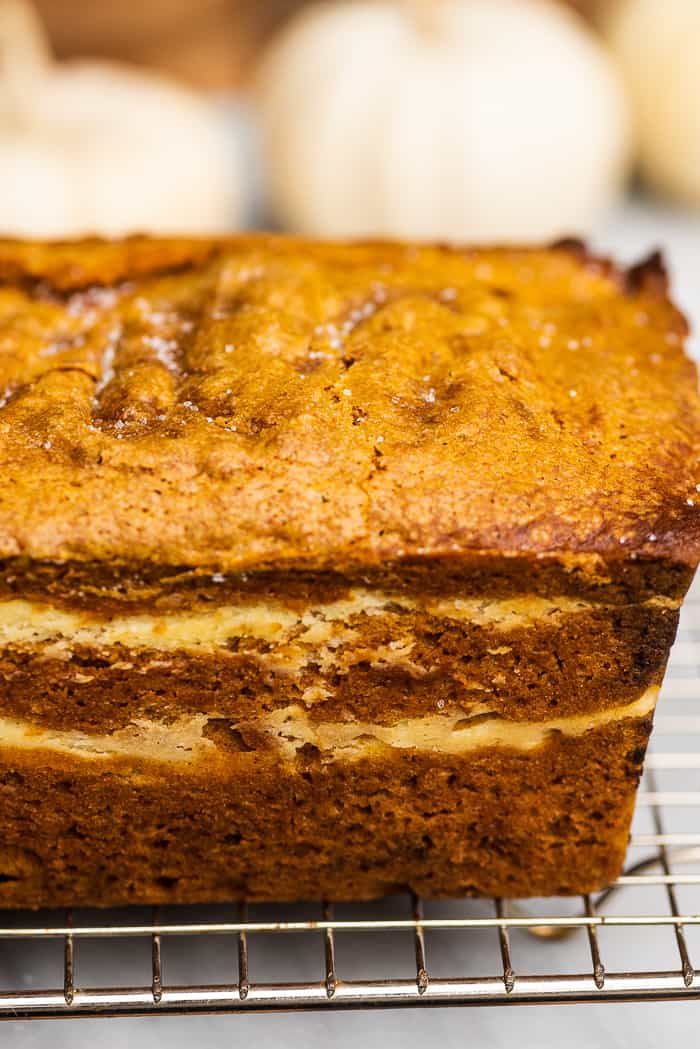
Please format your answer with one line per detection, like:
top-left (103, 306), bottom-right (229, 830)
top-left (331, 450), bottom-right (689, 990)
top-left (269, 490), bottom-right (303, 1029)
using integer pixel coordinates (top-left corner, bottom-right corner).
top-left (2, 587), bottom-right (700, 1019)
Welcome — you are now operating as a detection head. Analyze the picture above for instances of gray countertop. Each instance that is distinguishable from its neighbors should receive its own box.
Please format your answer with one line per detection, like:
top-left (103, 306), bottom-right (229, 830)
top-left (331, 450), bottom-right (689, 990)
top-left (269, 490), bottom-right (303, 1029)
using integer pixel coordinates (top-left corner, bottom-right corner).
top-left (7, 1000), bottom-right (700, 1048)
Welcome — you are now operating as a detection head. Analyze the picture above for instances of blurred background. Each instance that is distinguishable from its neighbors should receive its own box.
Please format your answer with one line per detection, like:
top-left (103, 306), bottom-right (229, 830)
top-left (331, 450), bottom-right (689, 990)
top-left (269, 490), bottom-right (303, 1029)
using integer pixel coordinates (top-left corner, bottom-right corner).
top-left (0, 0), bottom-right (698, 244)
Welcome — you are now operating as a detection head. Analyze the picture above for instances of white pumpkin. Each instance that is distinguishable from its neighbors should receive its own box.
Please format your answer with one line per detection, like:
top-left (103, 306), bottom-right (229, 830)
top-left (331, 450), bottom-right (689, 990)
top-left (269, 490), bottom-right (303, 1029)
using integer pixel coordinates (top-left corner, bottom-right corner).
top-left (603, 0), bottom-right (700, 207)
top-left (256, 0), bottom-right (631, 241)
top-left (0, 0), bottom-right (244, 236)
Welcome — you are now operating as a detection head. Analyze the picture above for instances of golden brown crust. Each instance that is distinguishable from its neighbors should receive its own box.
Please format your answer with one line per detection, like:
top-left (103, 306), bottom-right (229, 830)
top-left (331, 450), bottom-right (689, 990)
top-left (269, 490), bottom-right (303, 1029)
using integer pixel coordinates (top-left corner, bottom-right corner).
top-left (0, 235), bottom-right (697, 574)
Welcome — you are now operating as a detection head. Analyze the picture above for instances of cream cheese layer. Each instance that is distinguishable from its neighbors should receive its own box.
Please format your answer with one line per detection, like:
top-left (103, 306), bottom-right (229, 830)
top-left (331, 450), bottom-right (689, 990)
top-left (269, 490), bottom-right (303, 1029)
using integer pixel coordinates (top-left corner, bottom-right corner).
top-left (258, 688), bottom-right (659, 759)
top-left (0, 687), bottom-right (658, 766)
top-left (0, 594), bottom-right (678, 653)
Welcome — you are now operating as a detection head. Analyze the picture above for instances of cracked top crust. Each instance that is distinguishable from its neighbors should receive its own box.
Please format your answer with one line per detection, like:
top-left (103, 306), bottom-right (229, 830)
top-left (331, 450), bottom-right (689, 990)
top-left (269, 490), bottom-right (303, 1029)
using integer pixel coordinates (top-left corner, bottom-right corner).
top-left (0, 234), bottom-right (697, 573)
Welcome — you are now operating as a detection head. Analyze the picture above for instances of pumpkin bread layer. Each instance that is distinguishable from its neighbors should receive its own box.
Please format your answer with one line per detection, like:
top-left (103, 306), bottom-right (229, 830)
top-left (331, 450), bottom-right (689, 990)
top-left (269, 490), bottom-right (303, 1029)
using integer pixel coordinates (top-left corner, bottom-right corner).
top-left (0, 236), bottom-right (698, 906)
top-left (0, 597), bottom-right (678, 733)
top-left (0, 557), bottom-right (694, 613)
top-left (0, 713), bottom-right (651, 907)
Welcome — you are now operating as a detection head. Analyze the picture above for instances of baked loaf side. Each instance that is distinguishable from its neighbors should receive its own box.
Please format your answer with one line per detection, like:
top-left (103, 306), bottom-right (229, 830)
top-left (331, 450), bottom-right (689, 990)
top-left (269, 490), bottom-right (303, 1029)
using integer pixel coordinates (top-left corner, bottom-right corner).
top-left (2, 717), bottom-right (651, 903)
top-left (0, 236), bottom-right (697, 906)
top-left (0, 575), bottom-right (666, 903)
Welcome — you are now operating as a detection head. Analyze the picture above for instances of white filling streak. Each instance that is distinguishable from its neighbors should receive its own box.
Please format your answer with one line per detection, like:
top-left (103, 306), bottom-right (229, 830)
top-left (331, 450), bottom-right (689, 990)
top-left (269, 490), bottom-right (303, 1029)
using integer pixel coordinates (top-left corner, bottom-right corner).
top-left (261, 688), bottom-right (659, 759)
top-left (0, 687), bottom-right (658, 765)
top-left (0, 594), bottom-right (678, 652)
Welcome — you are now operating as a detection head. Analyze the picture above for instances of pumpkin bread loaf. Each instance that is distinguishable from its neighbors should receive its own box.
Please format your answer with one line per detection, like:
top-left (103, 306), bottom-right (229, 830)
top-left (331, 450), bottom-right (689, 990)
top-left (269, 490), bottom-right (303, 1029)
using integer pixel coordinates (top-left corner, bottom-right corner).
top-left (0, 235), bottom-right (697, 906)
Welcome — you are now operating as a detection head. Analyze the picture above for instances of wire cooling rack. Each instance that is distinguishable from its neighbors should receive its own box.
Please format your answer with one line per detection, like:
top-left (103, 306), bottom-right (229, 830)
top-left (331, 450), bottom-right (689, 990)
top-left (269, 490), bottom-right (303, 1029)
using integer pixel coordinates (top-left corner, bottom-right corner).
top-left (2, 584), bottom-right (700, 1019)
